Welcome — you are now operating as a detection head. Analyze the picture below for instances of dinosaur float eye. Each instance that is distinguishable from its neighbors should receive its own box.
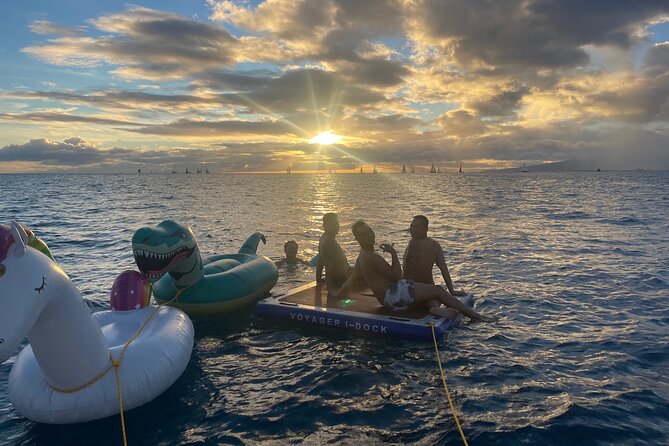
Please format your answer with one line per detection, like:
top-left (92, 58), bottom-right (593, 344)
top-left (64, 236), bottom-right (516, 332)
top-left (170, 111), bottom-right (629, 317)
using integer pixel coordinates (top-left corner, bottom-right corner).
top-left (0, 264), bottom-right (5, 277)
top-left (0, 338), bottom-right (4, 344)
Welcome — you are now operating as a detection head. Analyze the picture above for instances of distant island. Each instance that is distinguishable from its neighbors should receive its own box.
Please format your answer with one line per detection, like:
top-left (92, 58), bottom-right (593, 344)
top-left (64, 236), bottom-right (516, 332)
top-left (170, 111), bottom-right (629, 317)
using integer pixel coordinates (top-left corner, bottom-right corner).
top-left (492, 159), bottom-right (610, 172)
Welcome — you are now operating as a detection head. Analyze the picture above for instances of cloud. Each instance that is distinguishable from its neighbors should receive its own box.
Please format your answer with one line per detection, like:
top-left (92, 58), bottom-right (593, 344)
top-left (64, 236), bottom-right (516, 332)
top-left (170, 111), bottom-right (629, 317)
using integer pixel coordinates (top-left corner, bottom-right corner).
top-left (29, 20), bottom-right (87, 37)
top-left (0, 138), bottom-right (131, 165)
top-left (210, 0), bottom-right (410, 88)
top-left (0, 111), bottom-right (138, 126)
top-left (410, 0), bottom-right (669, 70)
top-left (126, 118), bottom-right (298, 137)
top-left (23, 7), bottom-right (239, 78)
top-left (467, 86), bottom-right (530, 117)
top-left (241, 68), bottom-right (387, 112)
top-left (3, 90), bottom-right (226, 111)
top-left (6, 2), bottom-right (669, 171)
top-left (644, 41), bottom-right (669, 76)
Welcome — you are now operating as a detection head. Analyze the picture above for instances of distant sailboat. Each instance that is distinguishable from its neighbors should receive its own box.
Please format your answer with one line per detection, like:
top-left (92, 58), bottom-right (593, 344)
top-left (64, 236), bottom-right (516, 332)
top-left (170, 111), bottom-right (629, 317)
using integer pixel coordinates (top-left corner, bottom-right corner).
top-left (171, 169), bottom-right (177, 174)
top-left (360, 166), bottom-right (364, 174)
top-left (521, 163), bottom-right (528, 173)
top-left (458, 164), bottom-right (462, 173)
top-left (185, 167), bottom-right (190, 174)
top-left (429, 163), bottom-right (437, 173)
top-left (401, 164), bottom-right (406, 173)
top-left (287, 166), bottom-right (291, 174)
top-left (205, 167), bottom-right (210, 174)
top-left (411, 166), bottom-right (415, 173)
top-left (373, 165), bottom-right (378, 174)
top-left (137, 168), bottom-right (141, 174)
top-left (196, 167), bottom-right (202, 174)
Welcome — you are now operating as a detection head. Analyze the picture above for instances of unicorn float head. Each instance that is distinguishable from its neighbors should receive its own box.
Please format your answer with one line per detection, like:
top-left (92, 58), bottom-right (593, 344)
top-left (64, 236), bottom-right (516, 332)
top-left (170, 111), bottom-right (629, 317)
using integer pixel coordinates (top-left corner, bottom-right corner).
top-left (0, 222), bottom-right (77, 365)
top-left (0, 222), bottom-right (194, 424)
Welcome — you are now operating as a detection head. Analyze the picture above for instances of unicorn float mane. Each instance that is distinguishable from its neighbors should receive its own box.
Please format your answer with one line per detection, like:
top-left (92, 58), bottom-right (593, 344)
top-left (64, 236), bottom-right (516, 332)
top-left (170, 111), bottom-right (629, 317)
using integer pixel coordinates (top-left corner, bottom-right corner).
top-left (0, 224), bottom-right (15, 264)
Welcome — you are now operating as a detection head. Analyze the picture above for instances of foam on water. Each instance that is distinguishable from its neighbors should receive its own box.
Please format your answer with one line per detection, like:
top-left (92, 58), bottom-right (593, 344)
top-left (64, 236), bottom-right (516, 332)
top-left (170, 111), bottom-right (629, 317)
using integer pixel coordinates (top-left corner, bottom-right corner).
top-left (0, 171), bottom-right (668, 445)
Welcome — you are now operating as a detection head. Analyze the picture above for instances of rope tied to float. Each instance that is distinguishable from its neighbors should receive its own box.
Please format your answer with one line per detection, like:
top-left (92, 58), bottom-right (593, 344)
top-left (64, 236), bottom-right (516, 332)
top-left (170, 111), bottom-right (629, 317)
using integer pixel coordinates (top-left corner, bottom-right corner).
top-left (48, 286), bottom-right (185, 446)
top-left (430, 322), bottom-right (469, 446)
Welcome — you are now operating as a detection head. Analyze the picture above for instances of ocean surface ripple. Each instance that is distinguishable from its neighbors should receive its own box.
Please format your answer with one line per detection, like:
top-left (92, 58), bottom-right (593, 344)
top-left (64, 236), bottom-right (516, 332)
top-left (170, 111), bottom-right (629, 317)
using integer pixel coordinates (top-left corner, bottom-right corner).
top-left (1, 171), bottom-right (668, 445)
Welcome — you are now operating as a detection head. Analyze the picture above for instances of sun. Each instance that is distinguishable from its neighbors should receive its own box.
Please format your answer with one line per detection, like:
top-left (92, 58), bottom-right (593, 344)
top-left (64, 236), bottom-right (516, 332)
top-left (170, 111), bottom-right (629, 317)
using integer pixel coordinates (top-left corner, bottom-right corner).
top-left (309, 131), bottom-right (342, 145)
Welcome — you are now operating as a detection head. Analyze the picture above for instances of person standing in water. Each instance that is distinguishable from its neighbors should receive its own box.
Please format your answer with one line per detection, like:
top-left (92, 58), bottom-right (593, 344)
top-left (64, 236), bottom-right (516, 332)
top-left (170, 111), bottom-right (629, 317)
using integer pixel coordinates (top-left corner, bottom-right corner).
top-left (316, 213), bottom-right (351, 287)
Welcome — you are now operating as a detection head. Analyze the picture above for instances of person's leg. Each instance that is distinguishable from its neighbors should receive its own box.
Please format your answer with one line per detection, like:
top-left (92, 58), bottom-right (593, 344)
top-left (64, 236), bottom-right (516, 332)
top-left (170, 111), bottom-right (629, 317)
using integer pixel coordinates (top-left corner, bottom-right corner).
top-left (429, 306), bottom-right (461, 319)
top-left (413, 282), bottom-right (483, 321)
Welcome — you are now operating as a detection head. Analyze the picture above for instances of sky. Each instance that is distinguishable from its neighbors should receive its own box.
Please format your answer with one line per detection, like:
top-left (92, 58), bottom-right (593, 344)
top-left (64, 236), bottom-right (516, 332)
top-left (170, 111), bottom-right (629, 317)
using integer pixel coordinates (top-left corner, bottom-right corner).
top-left (1, 0), bottom-right (668, 173)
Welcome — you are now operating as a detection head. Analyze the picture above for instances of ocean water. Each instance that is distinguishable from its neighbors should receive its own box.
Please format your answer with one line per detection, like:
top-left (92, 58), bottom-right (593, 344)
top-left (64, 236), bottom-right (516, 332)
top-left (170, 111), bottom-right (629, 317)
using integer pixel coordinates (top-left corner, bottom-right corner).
top-left (0, 171), bottom-right (668, 445)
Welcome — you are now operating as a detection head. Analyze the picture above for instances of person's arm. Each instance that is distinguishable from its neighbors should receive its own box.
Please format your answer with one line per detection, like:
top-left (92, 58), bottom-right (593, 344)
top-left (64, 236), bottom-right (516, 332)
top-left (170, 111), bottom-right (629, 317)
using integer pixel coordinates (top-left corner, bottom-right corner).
top-left (436, 246), bottom-right (465, 295)
top-left (316, 242), bottom-right (326, 283)
top-left (379, 243), bottom-right (402, 282)
top-left (402, 243), bottom-right (410, 279)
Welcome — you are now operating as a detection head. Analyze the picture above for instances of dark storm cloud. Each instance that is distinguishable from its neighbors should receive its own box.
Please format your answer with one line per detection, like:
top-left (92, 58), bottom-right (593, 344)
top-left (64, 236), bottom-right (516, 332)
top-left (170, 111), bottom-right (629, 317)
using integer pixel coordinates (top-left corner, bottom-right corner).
top-left (0, 138), bottom-right (131, 165)
top-left (417, 0), bottom-right (669, 69)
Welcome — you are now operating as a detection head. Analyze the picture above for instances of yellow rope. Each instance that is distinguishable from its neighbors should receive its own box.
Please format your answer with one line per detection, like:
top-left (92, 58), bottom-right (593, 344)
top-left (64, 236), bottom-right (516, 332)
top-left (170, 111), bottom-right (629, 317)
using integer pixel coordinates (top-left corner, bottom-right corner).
top-left (430, 323), bottom-right (469, 446)
top-left (112, 357), bottom-right (128, 446)
top-left (47, 357), bottom-right (115, 394)
top-left (49, 285), bottom-right (185, 445)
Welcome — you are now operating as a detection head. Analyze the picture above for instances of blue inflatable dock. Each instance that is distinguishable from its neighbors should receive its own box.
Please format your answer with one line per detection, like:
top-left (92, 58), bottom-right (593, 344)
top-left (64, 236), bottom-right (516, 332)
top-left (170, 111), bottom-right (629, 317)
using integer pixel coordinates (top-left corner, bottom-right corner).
top-left (255, 282), bottom-right (474, 342)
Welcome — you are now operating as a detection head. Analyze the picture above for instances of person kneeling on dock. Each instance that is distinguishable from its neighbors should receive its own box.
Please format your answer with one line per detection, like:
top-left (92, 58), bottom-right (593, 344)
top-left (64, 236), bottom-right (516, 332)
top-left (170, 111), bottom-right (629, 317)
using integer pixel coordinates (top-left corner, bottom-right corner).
top-left (332, 220), bottom-right (491, 322)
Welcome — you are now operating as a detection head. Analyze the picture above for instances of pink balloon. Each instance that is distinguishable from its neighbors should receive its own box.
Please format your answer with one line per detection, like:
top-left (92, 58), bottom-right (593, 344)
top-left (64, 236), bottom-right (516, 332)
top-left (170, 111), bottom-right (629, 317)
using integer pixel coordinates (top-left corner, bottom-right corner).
top-left (110, 270), bottom-right (152, 311)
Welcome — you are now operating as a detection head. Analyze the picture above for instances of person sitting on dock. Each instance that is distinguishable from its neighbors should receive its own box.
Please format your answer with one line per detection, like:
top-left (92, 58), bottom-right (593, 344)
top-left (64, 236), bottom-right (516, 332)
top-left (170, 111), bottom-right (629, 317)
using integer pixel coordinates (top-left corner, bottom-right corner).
top-left (333, 220), bottom-right (491, 322)
top-left (403, 215), bottom-right (465, 295)
top-left (275, 240), bottom-right (310, 267)
top-left (403, 215), bottom-right (465, 318)
top-left (316, 213), bottom-right (352, 287)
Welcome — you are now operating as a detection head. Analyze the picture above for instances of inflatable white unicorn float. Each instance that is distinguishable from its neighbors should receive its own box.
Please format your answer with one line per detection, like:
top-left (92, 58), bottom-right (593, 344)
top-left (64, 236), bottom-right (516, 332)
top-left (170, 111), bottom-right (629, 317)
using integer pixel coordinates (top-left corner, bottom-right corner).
top-left (0, 222), bottom-right (194, 424)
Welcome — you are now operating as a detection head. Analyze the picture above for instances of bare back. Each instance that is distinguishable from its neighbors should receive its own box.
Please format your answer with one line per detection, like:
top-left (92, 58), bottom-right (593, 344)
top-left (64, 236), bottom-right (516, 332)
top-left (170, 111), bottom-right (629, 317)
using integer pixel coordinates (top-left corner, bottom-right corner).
top-left (357, 250), bottom-right (396, 304)
top-left (403, 237), bottom-right (442, 284)
top-left (319, 234), bottom-right (350, 287)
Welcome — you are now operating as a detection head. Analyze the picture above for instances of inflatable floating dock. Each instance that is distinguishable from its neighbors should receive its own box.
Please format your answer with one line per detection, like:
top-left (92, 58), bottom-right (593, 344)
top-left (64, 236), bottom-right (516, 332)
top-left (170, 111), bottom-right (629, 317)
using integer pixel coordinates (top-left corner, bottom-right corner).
top-left (255, 282), bottom-right (474, 342)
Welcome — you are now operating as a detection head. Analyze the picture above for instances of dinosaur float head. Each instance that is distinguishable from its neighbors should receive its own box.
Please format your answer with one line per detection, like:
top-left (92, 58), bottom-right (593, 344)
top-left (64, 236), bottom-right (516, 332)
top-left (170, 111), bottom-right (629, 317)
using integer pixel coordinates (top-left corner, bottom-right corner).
top-left (132, 220), bottom-right (203, 287)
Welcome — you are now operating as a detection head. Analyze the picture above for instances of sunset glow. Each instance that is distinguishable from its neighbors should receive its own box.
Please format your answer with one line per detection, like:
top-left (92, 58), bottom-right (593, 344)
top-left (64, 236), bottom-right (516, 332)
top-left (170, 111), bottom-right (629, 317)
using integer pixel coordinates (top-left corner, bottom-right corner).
top-left (0, 1), bottom-right (667, 173)
top-left (309, 131), bottom-right (342, 146)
